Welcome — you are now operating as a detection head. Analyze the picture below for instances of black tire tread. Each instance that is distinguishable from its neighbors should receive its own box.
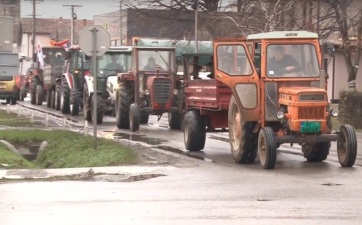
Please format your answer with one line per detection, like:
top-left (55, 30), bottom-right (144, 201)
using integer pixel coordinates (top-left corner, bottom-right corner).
top-left (259, 127), bottom-right (277, 169)
top-left (184, 110), bottom-right (206, 151)
top-left (116, 81), bottom-right (133, 129)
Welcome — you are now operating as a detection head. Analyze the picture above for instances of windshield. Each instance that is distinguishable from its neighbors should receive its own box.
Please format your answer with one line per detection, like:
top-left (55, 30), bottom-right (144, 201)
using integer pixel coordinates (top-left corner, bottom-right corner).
top-left (138, 50), bottom-right (175, 72)
top-left (98, 51), bottom-right (131, 76)
top-left (266, 44), bottom-right (319, 78)
top-left (42, 48), bottom-right (65, 66)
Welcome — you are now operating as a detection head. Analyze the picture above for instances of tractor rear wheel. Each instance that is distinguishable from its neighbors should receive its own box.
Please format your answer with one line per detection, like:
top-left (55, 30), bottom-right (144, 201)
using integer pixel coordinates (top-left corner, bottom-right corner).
top-left (129, 103), bottom-right (140, 132)
top-left (228, 96), bottom-right (258, 164)
top-left (83, 85), bottom-right (92, 122)
top-left (184, 110), bottom-right (206, 151)
top-left (302, 142), bottom-right (330, 162)
top-left (116, 81), bottom-right (133, 129)
top-left (20, 87), bottom-right (26, 101)
top-left (30, 77), bottom-right (38, 105)
top-left (60, 77), bottom-right (70, 114)
top-left (258, 127), bottom-right (277, 169)
top-left (35, 85), bottom-right (43, 106)
top-left (337, 124), bottom-right (357, 167)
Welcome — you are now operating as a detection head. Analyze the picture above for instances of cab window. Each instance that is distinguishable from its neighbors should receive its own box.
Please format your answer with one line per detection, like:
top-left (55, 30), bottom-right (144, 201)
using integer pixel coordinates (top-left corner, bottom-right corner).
top-left (216, 45), bottom-right (252, 76)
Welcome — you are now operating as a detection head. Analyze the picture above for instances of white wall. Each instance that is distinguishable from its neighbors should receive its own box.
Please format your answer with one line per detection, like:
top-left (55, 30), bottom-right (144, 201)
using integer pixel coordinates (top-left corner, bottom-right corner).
top-left (326, 52), bottom-right (362, 101)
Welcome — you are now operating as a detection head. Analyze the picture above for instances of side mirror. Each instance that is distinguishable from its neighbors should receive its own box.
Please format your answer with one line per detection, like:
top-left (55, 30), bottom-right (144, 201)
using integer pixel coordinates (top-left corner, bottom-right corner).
top-left (19, 58), bottom-right (23, 62)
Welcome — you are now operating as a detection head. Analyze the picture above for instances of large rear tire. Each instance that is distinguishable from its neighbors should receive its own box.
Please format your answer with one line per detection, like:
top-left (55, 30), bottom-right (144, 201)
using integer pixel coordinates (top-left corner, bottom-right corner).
top-left (35, 85), bottom-right (43, 106)
top-left (184, 110), bottom-right (206, 151)
top-left (129, 103), bottom-right (140, 132)
top-left (30, 77), bottom-right (38, 105)
top-left (46, 87), bottom-right (52, 108)
top-left (60, 77), bottom-right (70, 114)
top-left (258, 127), bottom-right (277, 169)
top-left (116, 81), bottom-right (134, 129)
top-left (337, 124), bottom-right (357, 167)
top-left (90, 94), bottom-right (105, 124)
top-left (228, 96), bottom-right (258, 164)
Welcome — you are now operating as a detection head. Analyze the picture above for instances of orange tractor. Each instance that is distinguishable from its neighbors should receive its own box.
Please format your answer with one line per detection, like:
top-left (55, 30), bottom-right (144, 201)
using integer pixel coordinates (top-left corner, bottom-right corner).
top-left (182, 31), bottom-right (357, 169)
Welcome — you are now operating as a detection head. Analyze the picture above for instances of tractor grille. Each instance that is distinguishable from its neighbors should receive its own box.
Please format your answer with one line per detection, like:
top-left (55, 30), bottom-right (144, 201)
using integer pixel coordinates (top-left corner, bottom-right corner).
top-left (298, 107), bottom-right (325, 119)
top-left (153, 79), bottom-right (171, 104)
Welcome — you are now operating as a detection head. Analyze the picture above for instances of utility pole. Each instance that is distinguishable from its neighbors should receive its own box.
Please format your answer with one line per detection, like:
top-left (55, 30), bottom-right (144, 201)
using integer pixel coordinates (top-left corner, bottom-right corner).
top-left (63, 4), bottom-right (82, 45)
top-left (193, 0), bottom-right (199, 53)
top-left (25, 0), bottom-right (43, 58)
top-left (119, 0), bottom-right (123, 46)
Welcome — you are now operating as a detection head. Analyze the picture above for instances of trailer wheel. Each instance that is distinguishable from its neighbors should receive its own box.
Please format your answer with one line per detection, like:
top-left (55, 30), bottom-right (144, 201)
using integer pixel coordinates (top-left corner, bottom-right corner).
top-left (140, 113), bottom-right (149, 124)
top-left (184, 110), bottom-right (206, 151)
top-left (228, 96), bottom-right (258, 164)
top-left (129, 103), bottom-right (140, 132)
top-left (60, 77), bottom-right (70, 114)
top-left (116, 81), bottom-right (133, 129)
top-left (258, 127), bottom-right (277, 169)
top-left (46, 87), bottom-right (52, 108)
top-left (337, 124), bottom-right (357, 167)
top-left (302, 142), bottom-right (330, 162)
top-left (30, 77), bottom-right (38, 105)
top-left (70, 90), bottom-right (80, 116)
top-left (35, 85), bottom-right (43, 106)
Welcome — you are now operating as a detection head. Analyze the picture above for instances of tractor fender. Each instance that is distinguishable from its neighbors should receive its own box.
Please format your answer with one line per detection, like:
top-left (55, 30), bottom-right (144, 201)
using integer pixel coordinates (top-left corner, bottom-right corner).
top-left (84, 75), bottom-right (94, 95)
top-left (62, 73), bottom-right (74, 89)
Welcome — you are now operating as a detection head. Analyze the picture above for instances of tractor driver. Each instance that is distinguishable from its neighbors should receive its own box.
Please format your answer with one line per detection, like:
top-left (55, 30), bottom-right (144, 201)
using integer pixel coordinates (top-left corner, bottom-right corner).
top-left (143, 57), bottom-right (165, 71)
top-left (104, 54), bottom-right (125, 74)
top-left (267, 46), bottom-right (301, 76)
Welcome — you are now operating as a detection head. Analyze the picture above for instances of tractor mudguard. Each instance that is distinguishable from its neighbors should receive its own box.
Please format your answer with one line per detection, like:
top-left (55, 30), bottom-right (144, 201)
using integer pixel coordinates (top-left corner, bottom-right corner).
top-left (63, 73), bottom-right (74, 90)
top-left (84, 76), bottom-right (94, 95)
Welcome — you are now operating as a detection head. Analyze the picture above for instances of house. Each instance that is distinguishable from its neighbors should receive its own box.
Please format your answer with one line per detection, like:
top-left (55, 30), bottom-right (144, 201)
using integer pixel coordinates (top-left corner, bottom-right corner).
top-left (13, 17), bottom-right (93, 57)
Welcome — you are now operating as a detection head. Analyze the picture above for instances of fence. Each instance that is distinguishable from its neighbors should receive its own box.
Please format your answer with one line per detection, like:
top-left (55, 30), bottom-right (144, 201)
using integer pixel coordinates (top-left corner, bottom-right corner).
top-left (0, 103), bottom-right (89, 135)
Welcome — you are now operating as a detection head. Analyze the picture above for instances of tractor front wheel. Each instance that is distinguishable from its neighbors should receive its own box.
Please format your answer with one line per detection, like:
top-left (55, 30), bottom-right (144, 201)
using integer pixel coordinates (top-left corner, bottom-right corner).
top-left (184, 110), bottom-right (206, 151)
top-left (116, 81), bottom-right (133, 129)
top-left (129, 103), bottom-right (140, 132)
top-left (168, 112), bottom-right (183, 130)
top-left (228, 96), bottom-right (258, 164)
top-left (337, 124), bottom-right (357, 167)
top-left (70, 90), bottom-right (80, 116)
top-left (60, 78), bottom-right (70, 114)
top-left (258, 127), bottom-right (277, 170)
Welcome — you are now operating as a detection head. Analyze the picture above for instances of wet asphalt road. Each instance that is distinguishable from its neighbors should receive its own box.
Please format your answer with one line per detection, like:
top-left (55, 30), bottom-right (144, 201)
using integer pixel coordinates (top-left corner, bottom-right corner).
top-left (15, 99), bottom-right (362, 172)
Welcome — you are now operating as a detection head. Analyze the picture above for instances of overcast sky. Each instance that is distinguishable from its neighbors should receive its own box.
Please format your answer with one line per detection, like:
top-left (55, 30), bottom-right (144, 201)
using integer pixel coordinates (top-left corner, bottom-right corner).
top-left (21, 0), bottom-right (121, 20)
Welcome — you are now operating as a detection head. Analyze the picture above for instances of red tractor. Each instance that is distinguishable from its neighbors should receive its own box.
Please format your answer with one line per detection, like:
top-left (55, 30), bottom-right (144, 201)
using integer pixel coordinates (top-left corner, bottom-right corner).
top-left (27, 45), bottom-right (66, 106)
top-left (115, 40), bottom-right (182, 132)
top-left (182, 32), bottom-right (357, 170)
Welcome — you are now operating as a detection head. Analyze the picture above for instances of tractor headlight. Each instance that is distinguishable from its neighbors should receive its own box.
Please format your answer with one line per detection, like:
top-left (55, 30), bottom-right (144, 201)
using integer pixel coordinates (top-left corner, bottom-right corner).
top-left (330, 108), bottom-right (339, 117)
top-left (173, 89), bottom-right (178, 95)
top-left (276, 111), bottom-right (285, 120)
top-left (144, 89), bottom-right (150, 95)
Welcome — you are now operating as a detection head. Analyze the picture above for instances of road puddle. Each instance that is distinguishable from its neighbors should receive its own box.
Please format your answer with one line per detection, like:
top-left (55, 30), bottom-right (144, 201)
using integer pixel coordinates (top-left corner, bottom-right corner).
top-left (157, 145), bottom-right (214, 162)
top-left (113, 132), bottom-right (165, 145)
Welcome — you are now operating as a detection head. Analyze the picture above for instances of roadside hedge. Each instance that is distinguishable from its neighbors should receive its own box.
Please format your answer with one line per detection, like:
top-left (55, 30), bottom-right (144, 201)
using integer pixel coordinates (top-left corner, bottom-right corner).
top-left (338, 91), bottom-right (362, 129)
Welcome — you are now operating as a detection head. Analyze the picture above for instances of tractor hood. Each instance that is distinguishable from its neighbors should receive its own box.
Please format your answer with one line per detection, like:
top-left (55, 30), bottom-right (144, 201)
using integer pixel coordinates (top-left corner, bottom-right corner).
top-left (279, 86), bottom-right (327, 95)
top-left (278, 86), bottom-right (328, 106)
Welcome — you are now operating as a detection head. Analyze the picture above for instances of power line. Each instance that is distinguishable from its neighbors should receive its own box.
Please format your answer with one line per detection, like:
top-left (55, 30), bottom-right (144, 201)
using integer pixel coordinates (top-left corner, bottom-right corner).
top-left (62, 4), bottom-right (83, 44)
top-left (24, 0), bottom-right (43, 57)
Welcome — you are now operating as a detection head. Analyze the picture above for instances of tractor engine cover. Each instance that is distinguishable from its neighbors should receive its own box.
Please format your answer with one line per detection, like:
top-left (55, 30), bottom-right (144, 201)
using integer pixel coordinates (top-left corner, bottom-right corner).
top-left (146, 76), bottom-right (173, 108)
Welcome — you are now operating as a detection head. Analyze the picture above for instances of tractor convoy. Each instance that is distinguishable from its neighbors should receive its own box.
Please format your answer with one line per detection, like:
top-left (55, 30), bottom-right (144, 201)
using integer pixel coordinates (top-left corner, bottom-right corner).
top-left (18, 32), bottom-right (357, 170)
